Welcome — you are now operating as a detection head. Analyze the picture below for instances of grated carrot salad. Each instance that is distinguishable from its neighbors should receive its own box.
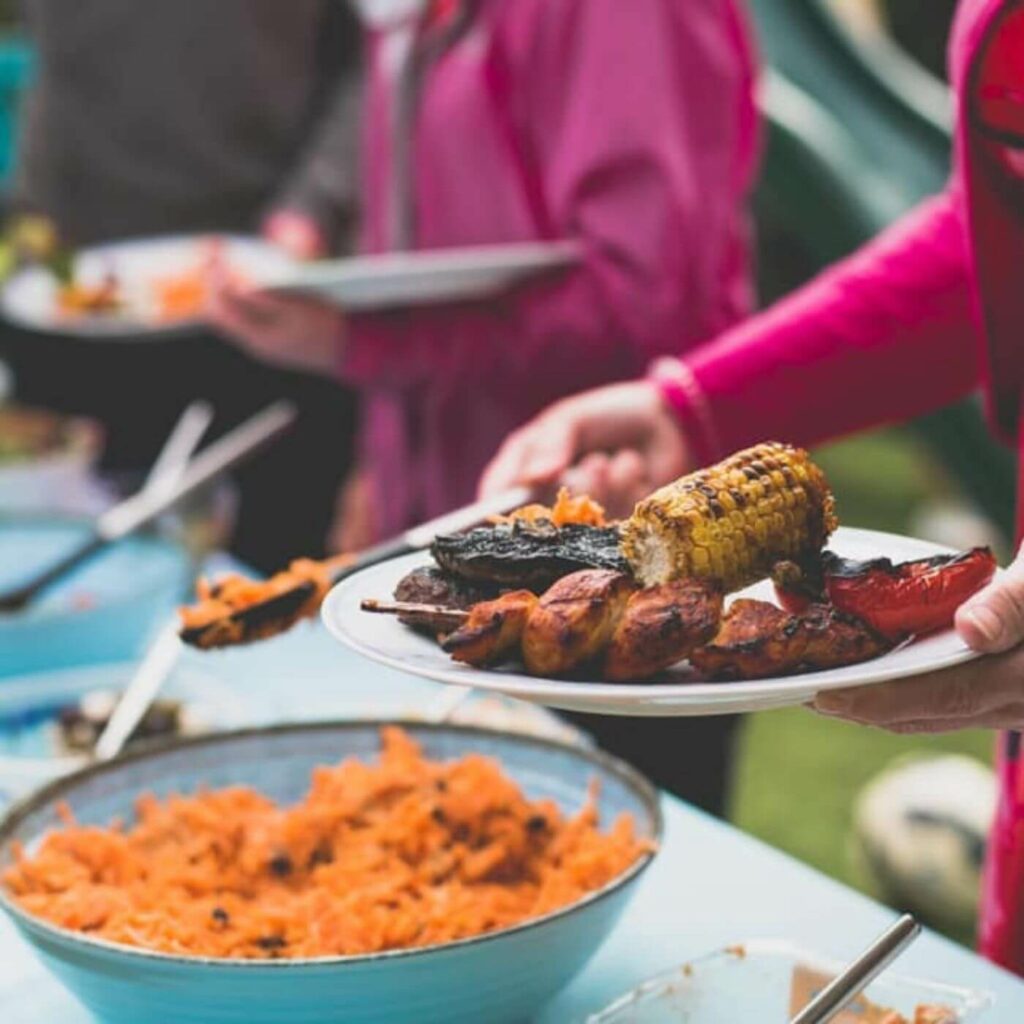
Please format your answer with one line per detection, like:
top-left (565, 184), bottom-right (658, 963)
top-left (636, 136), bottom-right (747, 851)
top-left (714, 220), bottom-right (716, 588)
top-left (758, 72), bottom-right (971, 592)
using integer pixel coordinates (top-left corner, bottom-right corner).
top-left (4, 728), bottom-right (650, 960)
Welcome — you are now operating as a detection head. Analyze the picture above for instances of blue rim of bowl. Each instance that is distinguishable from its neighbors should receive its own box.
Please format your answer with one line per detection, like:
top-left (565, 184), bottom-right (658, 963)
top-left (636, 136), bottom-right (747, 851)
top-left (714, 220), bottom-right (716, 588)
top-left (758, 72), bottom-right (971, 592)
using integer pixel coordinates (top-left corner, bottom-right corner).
top-left (0, 515), bottom-right (191, 628)
top-left (0, 718), bottom-right (663, 968)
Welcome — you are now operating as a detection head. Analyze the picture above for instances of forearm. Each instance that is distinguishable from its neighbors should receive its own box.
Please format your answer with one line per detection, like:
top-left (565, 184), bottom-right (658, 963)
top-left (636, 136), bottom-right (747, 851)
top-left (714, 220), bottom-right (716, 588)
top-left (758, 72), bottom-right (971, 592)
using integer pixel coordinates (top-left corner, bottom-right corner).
top-left (655, 191), bottom-right (981, 461)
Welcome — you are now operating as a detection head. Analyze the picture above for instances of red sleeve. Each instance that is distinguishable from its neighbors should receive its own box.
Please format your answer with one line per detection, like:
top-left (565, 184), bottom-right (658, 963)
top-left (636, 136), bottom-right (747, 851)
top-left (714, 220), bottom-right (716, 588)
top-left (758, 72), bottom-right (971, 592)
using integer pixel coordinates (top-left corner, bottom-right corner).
top-left (652, 189), bottom-right (982, 463)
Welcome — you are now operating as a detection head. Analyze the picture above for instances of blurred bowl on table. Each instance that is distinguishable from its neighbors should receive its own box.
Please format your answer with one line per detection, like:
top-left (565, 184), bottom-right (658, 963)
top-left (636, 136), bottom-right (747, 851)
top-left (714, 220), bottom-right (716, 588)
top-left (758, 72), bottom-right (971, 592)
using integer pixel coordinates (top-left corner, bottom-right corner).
top-left (0, 405), bottom-right (104, 514)
top-left (0, 515), bottom-right (191, 677)
top-left (0, 660), bottom-right (247, 806)
top-left (0, 721), bottom-right (661, 1024)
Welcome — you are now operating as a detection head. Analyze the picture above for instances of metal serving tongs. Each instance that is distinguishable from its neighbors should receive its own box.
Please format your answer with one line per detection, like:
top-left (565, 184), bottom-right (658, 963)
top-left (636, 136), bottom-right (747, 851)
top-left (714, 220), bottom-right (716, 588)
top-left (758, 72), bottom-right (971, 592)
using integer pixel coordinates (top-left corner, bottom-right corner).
top-left (790, 915), bottom-right (922, 1024)
top-left (90, 402), bottom-right (216, 762)
top-left (180, 484), bottom-right (534, 650)
top-left (0, 401), bottom-right (296, 612)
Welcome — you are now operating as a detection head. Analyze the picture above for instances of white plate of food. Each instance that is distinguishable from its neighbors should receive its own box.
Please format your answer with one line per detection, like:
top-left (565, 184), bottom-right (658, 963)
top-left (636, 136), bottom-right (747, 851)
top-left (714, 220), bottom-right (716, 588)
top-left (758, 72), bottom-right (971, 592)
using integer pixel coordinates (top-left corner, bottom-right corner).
top-left (1, 233), bottom-right (295, 338)
top-left (259, 240), bottom-right (579, 310)
top-left (322, 444), bottom-right (999, 718)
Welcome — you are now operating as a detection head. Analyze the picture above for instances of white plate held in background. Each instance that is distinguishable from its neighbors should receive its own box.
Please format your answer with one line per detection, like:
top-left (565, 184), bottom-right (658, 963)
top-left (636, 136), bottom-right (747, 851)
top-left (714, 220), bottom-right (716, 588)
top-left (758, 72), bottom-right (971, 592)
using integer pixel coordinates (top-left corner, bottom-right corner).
top-left (260, 240), bottom-right (579, 310)
top-left (322, 528), bottom-right (994, 718)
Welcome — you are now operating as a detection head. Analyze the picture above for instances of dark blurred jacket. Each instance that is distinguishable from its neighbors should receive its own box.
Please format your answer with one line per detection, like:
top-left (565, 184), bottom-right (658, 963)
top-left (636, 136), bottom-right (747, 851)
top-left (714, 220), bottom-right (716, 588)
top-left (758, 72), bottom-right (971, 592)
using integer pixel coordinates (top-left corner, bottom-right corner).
top-left (11, 0), bottom-right (362, 246)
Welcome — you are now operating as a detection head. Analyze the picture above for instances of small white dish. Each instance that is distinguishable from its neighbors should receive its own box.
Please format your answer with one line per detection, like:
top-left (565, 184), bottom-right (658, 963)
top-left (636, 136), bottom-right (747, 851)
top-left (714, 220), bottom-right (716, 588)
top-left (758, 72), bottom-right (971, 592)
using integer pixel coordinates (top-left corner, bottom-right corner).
top-left (322, 527), bottom-right (992, 718)
top-left (0, 661), bottom-right (248, 805)
top-left (587, 940), bottom-right (993, 1022)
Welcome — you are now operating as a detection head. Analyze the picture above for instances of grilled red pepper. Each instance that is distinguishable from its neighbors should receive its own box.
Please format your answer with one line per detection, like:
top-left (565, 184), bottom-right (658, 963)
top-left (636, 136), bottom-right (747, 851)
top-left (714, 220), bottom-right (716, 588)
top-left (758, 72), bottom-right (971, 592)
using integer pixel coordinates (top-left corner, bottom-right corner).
top-left (819, 546), bottom-right (997, 640)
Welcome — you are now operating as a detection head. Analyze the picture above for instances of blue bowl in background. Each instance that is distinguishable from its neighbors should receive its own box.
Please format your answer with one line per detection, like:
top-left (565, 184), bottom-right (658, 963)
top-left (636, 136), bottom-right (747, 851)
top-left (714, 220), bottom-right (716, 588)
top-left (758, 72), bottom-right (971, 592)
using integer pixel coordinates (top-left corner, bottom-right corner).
top-left (0, 721), bottom-right (662, 1024)
top-left (0, 517), bottom-right (192, 677)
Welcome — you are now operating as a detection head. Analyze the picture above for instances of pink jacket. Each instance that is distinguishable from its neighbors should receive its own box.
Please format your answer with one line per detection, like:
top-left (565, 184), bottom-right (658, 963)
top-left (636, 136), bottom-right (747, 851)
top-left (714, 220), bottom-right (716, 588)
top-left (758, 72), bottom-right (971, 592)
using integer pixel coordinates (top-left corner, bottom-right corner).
top-left (657, 0), bottom-right (1024, 973)
top-left (340, 0), bottom-right (758, 538)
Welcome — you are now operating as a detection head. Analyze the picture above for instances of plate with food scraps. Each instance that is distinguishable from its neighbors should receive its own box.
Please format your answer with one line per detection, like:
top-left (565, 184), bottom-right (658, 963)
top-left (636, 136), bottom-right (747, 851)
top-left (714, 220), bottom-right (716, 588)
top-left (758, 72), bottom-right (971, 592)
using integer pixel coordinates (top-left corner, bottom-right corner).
top-left (322, 526), bottom-right (998, 718)
top-left (0, 233), bottom-right (295, 338)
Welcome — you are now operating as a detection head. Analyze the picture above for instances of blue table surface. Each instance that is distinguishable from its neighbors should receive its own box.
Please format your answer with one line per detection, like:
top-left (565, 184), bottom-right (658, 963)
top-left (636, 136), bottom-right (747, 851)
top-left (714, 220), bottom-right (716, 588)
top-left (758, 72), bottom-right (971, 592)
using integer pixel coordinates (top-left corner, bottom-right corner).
top-left (2, 614), bottom-right (1024, 1021)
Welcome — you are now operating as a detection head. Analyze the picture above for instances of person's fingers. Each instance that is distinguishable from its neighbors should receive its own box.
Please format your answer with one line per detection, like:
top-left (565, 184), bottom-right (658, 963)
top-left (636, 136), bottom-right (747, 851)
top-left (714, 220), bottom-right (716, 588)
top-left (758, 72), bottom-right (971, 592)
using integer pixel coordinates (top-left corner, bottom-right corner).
top-left (813, 648), bottom-right (1024, 726)
top-left (263, 210), bottom-right (327, 260)
top-left (478, 412), bottom-right (580, 498)
top-left (604, 449), bottom-right (648, 519)
top-left (562, 452), bottom-right (611, 503)
top-left (879, 707), bottom-right (1024, 734)
top-left (956, 548), bottom-right (1024, 653)
top-left (206, 286), bottom-right (266, 340)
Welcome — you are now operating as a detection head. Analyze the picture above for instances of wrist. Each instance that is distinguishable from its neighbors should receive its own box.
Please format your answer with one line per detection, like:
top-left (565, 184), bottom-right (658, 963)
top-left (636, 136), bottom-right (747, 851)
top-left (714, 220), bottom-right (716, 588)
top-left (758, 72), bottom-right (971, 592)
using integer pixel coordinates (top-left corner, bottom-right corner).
top-left (648, 357), bottom-right (719, 466)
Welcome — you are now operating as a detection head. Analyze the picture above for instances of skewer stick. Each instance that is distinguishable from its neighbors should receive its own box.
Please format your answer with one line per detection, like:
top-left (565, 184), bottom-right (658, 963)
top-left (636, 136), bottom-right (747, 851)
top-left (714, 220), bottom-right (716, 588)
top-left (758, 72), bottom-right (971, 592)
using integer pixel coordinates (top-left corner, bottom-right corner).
top-left (360, 598), bottom-right (470, 627)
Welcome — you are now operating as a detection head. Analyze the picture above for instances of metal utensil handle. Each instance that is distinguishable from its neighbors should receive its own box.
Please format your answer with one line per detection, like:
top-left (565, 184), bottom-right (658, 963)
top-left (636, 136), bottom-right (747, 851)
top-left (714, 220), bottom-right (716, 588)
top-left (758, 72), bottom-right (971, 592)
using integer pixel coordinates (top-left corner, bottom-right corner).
top-left (790, 915), bottom-right (922, 1024)
top-left (98, 401), bottom-right (296, 541)
top-left (94, 620), bottom-right (183, 761)
top-left (143, 400), bottom-right (214, 498)
top-left (328, 486), bottom-right (534, 586)
top-left (0, 532), bottom-right (107, 610)
top-left (402, 486), bottom-right (532, 549)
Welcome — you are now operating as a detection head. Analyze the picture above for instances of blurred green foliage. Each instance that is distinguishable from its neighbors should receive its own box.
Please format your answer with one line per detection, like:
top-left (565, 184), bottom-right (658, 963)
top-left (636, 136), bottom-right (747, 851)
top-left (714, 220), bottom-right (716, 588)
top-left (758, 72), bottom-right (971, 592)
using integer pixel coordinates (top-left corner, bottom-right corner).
top-left (732, 708), bottom-right (991, 947)
top-left (880, 0), bottom-right (958, 79)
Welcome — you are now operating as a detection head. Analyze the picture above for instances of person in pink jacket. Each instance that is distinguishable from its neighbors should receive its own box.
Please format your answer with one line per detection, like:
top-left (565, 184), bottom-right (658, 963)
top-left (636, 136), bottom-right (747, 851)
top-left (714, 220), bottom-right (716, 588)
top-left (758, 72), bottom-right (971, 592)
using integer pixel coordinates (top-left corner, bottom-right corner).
top-left (208, 0), bottom-right (759, 544)
top-left (481, 0), bottom-right (1024, 974)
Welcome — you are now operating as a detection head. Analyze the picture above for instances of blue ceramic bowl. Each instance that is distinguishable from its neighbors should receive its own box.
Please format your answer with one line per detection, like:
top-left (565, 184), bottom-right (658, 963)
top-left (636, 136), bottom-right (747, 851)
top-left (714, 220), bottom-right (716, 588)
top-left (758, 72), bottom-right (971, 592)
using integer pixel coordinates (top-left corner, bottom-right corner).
top-left (0, 721), bottom-right (661, 1024)
top-left (0, 517), bottom-right (192, 677)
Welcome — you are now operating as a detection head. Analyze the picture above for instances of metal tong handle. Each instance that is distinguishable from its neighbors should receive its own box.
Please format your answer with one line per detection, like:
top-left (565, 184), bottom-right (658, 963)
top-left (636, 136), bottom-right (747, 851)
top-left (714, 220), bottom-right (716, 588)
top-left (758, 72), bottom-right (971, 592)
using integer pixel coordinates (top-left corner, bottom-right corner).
top-left (790, 915), bottom-right (922, 1024)
top-left (327, 485), bottom-right (534, 586)
top-left (98, 401), bottom-right (295, 541)
top-left (94, 621), bottom-right (183, 761)
top-left (0, 402), bottom-right (295, 612)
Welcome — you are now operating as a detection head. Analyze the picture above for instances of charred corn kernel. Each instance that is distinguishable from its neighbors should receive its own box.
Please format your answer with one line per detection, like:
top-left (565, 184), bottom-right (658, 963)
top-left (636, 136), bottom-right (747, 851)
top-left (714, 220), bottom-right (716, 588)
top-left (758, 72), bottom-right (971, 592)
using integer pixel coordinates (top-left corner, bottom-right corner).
top-left (621, 442), bottom-right (837, 590)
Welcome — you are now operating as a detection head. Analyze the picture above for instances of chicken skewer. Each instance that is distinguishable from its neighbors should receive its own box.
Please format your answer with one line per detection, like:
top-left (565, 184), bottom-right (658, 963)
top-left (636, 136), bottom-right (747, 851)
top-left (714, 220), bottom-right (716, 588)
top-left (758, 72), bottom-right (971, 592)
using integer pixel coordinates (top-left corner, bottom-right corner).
top-left (363, 570), bottom-right (724, 682)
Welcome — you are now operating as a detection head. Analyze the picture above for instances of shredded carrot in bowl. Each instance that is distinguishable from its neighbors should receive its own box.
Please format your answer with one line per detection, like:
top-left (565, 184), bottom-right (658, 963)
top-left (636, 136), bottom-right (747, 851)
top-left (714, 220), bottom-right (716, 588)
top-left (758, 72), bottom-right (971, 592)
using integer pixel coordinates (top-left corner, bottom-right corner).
top-left (3, 728), bottom-right (651, 960)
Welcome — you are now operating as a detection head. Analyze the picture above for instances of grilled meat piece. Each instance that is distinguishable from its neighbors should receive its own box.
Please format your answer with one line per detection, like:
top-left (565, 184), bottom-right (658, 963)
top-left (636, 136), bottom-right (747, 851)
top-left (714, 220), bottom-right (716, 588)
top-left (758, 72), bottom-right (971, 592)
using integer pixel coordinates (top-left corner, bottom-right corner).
top-left (393, 567), bottom-right (498, 634)
top-left (604, 579), bottom-right (724, 682)
top-left (522, 569), bottom-right (636, 677)
top-left (442, 591), bottom-right (539, 666)
top-left (690, 599), bottom-right (892, 681)
top-left (431, 519), bottom-right (629, 591)
top-left (622, 442), bottom-right (836, 589)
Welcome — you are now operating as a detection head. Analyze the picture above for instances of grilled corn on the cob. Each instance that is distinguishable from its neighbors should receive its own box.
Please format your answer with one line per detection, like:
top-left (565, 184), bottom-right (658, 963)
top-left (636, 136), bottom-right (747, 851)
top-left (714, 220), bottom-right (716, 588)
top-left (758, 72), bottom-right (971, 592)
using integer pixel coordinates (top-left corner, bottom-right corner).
top-left (621, 442), bottom-right (837, 590)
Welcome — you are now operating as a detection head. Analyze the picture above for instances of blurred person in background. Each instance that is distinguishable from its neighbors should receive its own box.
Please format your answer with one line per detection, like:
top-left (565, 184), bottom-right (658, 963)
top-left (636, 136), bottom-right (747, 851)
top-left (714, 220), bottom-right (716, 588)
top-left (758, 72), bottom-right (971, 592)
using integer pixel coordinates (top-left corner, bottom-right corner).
top-left (480, 0), bottom-right (1024, 975)
top-left (208, 0), bottom-right (760, 816)
top-left (0, 0), bottom-right (363, 569)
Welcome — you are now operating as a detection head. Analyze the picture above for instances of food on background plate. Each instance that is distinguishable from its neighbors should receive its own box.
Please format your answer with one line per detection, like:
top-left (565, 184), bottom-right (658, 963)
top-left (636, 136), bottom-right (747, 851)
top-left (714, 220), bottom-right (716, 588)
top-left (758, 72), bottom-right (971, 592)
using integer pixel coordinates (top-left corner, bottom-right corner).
top-left (54, 690), bottom-right (211, 755)
top-left (56, 273), bottom-right (122, 317)
top-left (179, 555), bottom-right (352, 650)
top-left (53, 237), bottom-right (247, 326)
top-left (0, 406), bottom-right (95, 465)
top-left (774, 548), bottom-right (997, 640)
top-left (3, 727), bottom-right (650, 959)
top-left (149, 238), bottom-right (247, 323)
